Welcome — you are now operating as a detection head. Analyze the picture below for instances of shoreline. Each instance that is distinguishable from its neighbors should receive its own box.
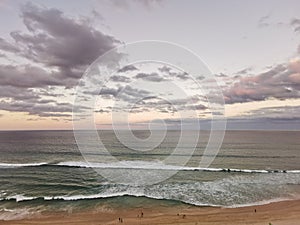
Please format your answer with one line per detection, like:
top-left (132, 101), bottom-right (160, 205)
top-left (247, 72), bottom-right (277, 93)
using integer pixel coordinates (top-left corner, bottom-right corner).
top-left (2, 198), bottom-right (300, 225)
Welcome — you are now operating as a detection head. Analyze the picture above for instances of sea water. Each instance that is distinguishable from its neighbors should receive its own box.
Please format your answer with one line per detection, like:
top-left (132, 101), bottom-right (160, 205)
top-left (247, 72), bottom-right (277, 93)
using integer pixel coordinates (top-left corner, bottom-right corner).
top-left (0, 130), bottom-right (299, 220)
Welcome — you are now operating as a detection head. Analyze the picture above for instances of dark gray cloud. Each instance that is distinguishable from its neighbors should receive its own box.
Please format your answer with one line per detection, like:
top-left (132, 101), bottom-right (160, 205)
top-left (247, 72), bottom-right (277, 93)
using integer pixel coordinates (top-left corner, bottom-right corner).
top-left (0, 63), bottom-right (82, 90)
top-left (94, 109), bottom-right (110, 113)
top-left (36, 112), bottom-right (72, 118)
top-left (174, 71), bottom-right (190, 80)
top-left (117, 85), bottom-right (151, 102)
top-left (0, 100), bottom-right (73, 118)
top-left (158, 65), bottom-right (190, 80)
top-left (0, 86), bottom-right (39, 100)
top-left (83, 85), bottom-right (151, 103)
top-left (158, 66), bottom-right (172, 74)
top-left (117, 65), bottom-right (138, 73)
top-left (100, 87), bottom-right (120, 97)
top-left (84, 86), bottom-right (120, 97)
top-left (98, 95), bottom-right (207, 115)
top-left (110, 75), bottom-right (131, 83)
top-left (85, 85), bottom-right (207, 114)
top-left (0, 3), bottom-right (120, 85)
top-left (19, 3), bottom-right (119, 70)
top-left (0, 98), bottom-right (92, 118)
top-left (215, 73), bottom-right (228, 78)
top-left (0, 3), bottom-right (121, 119)
top-left (130, 95), bottom-right (207, 114)
top-left (0, 65), bottom-right (60, 88)
top-left (0, 37), bottom-right (19, 53)
top-left (291, 18), bottom-right (300, 32)
top-left (135, 72), bottom-right (168, 82)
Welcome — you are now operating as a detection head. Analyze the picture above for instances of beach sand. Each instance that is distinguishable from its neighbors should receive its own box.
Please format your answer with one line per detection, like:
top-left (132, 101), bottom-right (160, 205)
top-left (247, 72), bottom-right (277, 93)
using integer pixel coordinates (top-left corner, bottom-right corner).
top-left (2, 199), bottom-right (300, 225)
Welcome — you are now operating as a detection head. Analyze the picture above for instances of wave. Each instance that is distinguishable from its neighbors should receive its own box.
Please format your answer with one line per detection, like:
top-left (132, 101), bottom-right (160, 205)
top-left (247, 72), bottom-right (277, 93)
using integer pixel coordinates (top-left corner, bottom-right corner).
top-left (0, 162), bottom-right (48, 168)
top-left (0, 160), bottom-right (299, 174)
top-left (1, 172), bottom-right (300, 209)
top-left (0, 193), bottom-right (150, 203)
top-left (1, 193), bottom-right (298, 209)
top-left (0, 207), bottom-right (34, 221)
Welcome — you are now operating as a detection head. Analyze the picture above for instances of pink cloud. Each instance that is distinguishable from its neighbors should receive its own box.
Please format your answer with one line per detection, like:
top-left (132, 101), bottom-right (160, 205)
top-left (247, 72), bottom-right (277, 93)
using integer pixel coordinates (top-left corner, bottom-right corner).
top-left (289, 73), bottom-right (300, 84)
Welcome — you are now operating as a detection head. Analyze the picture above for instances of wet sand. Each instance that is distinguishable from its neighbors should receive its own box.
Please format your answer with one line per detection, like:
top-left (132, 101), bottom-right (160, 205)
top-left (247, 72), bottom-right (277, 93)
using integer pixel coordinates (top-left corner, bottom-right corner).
top-left (2, 199), bottom-right (300, 225)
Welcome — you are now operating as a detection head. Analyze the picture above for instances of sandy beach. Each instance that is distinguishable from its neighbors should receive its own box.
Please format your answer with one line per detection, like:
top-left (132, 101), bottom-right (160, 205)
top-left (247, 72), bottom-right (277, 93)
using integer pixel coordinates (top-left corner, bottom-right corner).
top-left (1, 199), bottom-right (299, 225)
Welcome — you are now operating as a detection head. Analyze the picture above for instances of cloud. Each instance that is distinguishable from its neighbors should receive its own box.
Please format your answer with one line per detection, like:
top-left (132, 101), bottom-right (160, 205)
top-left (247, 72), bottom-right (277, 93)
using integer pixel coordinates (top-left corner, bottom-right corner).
top-left (235, 67), bottom-right (252, 75)
top-left (258, 15), bottom-right (270, 28)
top-left (94, 109), bottom-right (110, 113)
top-left (128, 95), bottom-right (207, 114)
top-left (135, 72), bottom-right (168, 82)
top-left (245, 105), bottom-right (300, 120)
top-left (0, 52), bottom-right (6, 58)
top-left (215, 73), bottom-right (228, 78)
top-left (0, 86), bottom-right (39, 100)
top-left (110, 75), bottom-right (131, 83)
top-left (0, 97), bottom-right (92, 118)
top-left (0, 3), bottom-right (122, 119)
top-left (224, 60), bottom-right (300, 104)
top-left (118, 85), bottom-right (151, 101)
top-left (158, 65), bottom-right (171, 73)
top-left (0, 3), bottom-right (120, 84)
top-left (19, 3), bottom-right (119, 69)
top-left (0, 100), bottom-right (73, 118)
top-left (117, 65), bottom-right (138, 73)
top-left (158, 65), bottom-right (190, 80)
top-left (0, 64), bottom-right (60, 88)
top-left (84, 86), bottom-right (119, 97)
top-left (291, 18), bottom-right (300, 32)
top-left (83, 85), bottom-right (152, 103)
top-left (0, 37), bottom-right (19, 53)
top-left (107, 0), bottom-right (163, 10)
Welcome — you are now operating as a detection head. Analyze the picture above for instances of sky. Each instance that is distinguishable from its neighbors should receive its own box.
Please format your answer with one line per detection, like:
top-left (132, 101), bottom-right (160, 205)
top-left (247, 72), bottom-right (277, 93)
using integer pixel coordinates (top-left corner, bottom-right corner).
top-left (0, 0), bottom-right (300, 130)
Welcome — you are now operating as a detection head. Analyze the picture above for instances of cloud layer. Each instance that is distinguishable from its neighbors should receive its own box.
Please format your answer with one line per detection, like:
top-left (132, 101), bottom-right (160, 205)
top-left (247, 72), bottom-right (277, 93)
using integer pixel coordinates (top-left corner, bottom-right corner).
top-left (0, 3), bottom-right (300, 126)
top-left (224, 59), bottom-right (300, 104)
top-left (0, 3), bottom-right (120, 118)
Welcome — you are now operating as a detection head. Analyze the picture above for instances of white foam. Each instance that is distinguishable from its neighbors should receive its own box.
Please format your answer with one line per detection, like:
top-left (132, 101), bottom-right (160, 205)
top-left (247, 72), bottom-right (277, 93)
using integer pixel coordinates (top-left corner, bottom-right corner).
top-left (0, 208), bottom-right (36, 221)
top-left (0, 160), bottom-right (299, 174)
top-left (57, 160), bottom-right (183, 170)
top-left (0, 162), bottom-right (47, 168)
top-left (3, 194), bottom-right (37, 202)
top-left (288, 170), bottom-right (300, 173)
top-left (55, 161), bottom-right (299, 174)
top-left (3, 192), bottom-right (144, 202)
top-left (226, 197), bottom-right (298, 208)
top-left (44, 192), bottom-right (136, 201)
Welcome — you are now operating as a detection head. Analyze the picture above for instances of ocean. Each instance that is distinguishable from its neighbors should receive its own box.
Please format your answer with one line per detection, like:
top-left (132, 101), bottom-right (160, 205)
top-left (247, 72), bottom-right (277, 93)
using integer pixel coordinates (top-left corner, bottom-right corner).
top-left (0, 130), bottom-right (299, 220)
